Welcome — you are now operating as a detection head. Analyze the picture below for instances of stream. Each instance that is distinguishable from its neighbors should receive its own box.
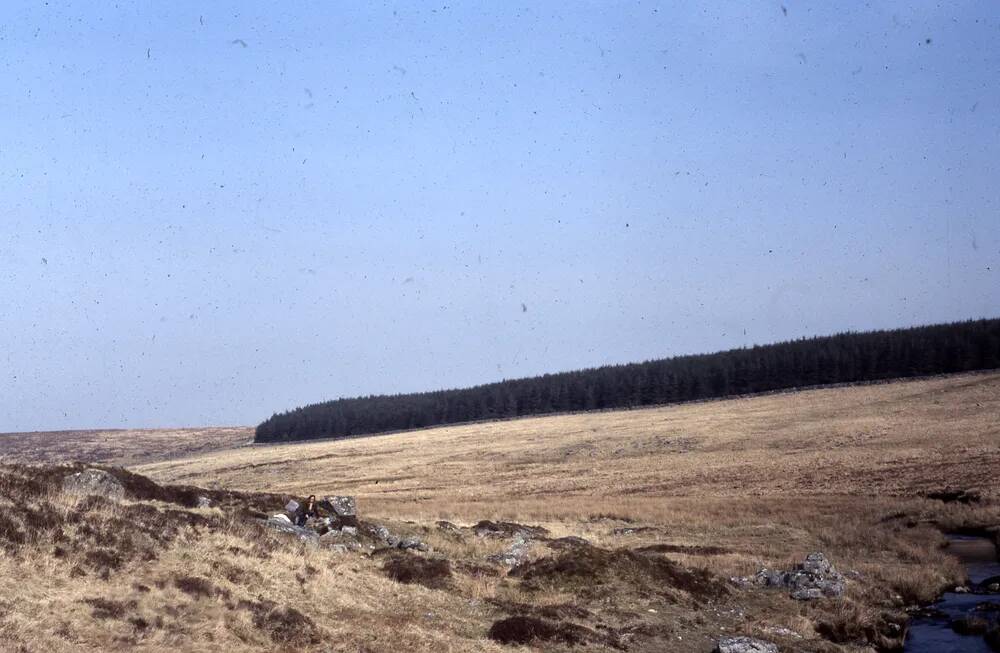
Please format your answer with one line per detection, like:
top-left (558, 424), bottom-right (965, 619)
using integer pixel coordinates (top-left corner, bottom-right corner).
top-left (905, 535), bottom-right (1000, 652)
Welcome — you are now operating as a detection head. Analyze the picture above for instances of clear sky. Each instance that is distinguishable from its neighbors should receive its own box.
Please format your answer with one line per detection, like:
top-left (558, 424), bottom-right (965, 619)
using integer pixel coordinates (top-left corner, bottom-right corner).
top-left (1, 2), bottom-right (997, 432)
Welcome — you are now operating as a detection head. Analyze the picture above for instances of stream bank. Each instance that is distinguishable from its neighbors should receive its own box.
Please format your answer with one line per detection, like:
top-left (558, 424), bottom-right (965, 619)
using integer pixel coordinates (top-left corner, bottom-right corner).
top-left (904, 534), bottom-right (1000, 652)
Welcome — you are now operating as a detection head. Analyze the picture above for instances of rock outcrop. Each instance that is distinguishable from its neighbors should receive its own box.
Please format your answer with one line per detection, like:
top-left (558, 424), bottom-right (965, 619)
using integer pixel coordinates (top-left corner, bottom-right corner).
top-left (264, 514), bottom-right (319, 542)
top-left (751, 552), bottom-right (845, 600)
top-left (62, 469), bottom-right (125, 501)
top-left (260, 497), bottom-right (433, 554)
top-left (487, 534), bottom-right (532, 567)
top-left (319, 496), bottom-right (357, 522)
top-left (474, 520), bottom-right (549, 540)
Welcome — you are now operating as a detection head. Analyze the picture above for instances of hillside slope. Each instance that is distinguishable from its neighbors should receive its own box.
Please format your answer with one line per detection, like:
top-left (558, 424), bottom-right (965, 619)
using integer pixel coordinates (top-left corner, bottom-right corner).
top-left (4, 373), bottom-right (1000, 652)
top-left (0, 373), bottom-right (1000, 653)
top-left (138, 371), bottom-right (1000, 517)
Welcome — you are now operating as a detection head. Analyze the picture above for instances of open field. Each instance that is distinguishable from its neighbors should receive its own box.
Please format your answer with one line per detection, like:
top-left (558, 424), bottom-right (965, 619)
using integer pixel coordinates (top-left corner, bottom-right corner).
top-left (0, 427), bottom-right (253, 467)
top-left (2, 372), bottom-right (999, 652)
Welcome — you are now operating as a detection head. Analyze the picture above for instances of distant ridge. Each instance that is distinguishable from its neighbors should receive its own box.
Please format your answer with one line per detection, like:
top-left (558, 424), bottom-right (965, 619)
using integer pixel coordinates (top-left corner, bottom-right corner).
top-left (255, 317), bottom-right (1000, 443)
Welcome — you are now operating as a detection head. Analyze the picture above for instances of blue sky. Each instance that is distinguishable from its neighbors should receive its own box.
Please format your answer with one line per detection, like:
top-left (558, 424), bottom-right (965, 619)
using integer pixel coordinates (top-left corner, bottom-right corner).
top-left (1, 2), bottom-right (997, 431)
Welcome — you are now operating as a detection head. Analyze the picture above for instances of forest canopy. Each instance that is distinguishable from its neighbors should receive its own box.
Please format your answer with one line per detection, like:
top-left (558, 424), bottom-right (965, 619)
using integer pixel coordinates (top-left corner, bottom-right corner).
top-left (255, 318), bottom-right (1000, 443)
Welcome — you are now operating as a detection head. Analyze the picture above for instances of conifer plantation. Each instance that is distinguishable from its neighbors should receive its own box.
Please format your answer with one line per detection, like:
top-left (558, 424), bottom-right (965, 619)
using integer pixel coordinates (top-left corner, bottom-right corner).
top-left (255, 317), bottom-right (1000, 443)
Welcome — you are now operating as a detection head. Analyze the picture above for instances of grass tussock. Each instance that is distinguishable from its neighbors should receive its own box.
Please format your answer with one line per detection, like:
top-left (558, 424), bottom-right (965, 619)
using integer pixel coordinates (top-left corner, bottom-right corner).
top-left (381, 552), bottom-right (453, 589)
top-left (510, 544), bottom-right (730, 604)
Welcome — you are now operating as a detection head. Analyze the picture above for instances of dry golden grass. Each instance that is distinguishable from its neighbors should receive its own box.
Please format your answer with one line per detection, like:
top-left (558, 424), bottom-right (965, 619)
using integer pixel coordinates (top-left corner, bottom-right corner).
top-left (137, 371), bottom-right (1000, 514)
top-left (4, 372), bottom-right (999, 652)
top-left (0, 465), bottom-right (511, 653)
top-left (134, 372), bottom-right (1000, 651)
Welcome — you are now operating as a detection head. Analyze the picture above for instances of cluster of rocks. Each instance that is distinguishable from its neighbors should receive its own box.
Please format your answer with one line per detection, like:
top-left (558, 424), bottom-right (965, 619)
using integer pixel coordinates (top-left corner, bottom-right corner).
top-left (713, 636), bottom-right (778, 653)
top-left (734, 552), bottom-right (846, 600)
top-left (263, 496), bottom-right (429, 554)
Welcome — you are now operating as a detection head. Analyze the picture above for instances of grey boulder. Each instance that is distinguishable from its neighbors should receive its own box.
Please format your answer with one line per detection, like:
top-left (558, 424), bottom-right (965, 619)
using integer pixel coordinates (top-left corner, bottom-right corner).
top-left (320, 495), bottom-right (357, 518)
top-left (62, 469), bottom-right (125, 501)
top-left (487, 534), bottom-right (531, 567)
top-left (263, 515), bottom-right (318, 542)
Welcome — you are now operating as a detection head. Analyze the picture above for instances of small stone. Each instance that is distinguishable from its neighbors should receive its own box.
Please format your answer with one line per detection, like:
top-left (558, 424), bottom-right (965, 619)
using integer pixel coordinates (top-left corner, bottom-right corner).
top-left (195, 496), bottom-right (212, 509)
top-left (341, 526), bottom-right (358, 537)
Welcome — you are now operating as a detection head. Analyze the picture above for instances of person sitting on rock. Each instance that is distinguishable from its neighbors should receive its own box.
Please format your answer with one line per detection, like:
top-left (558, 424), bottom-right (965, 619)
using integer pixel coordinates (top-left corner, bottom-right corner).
top-left (296, 494), bottom-right (319, 526)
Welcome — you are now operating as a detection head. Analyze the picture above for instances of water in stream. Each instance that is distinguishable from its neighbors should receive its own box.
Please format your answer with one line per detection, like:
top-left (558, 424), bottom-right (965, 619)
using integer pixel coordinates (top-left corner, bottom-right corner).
top-left (905, 535), bottom-right (1000, 652)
